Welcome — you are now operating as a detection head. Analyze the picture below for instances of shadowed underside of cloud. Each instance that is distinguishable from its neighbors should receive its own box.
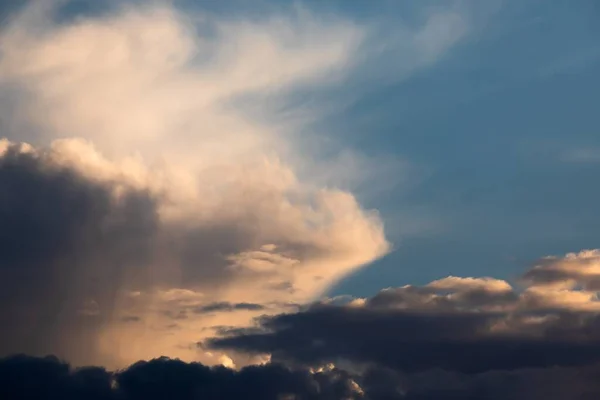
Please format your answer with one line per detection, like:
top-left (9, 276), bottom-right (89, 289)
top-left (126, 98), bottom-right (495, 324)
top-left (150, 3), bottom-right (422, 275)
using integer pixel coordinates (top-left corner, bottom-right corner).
top-left (209, 250), bottom-right (600, 375)
top-left (2, 354), bottom-right (600, 400)
top-left (0, 136), bottom-right (388, 367)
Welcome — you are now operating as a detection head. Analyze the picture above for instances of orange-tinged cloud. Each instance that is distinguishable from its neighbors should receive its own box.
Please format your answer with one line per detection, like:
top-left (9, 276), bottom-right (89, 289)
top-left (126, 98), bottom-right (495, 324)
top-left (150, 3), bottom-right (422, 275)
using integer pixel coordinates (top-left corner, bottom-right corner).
top-left (0, 2), bottom-right (389, 368)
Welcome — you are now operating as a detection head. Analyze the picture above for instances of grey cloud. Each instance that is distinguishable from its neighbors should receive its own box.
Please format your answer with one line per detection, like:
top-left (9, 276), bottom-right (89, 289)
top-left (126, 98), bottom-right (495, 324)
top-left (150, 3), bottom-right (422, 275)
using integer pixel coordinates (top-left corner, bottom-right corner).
top-left (162, 309), bottom-right (188, 320)
top-left (366, 285), bottom-right (518, 311)
top-left (360, 364), bottom-right (600, 400)
top-left (193, 302), bottom-right (266, 314)
top-left (4, 354), bottom-right (600, 400)
top-left (0, 138), bottom-right (389, 367)
top-left (265, 281), bottom-right (296, 293)
top-left (209, 304), bottom-right (600, 373)
top-left (0, 142), bottom-right (158, 364)
top-left (208, 259), bottom-right (600, 374)
top-left (0, 355), bottom-right (363, 400)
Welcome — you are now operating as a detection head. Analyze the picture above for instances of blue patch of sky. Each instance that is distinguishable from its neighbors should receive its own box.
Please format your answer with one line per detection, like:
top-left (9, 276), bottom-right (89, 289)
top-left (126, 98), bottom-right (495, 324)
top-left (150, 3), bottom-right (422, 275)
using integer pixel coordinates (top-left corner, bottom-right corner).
top-left (327, 0), bottom-right (600, 295)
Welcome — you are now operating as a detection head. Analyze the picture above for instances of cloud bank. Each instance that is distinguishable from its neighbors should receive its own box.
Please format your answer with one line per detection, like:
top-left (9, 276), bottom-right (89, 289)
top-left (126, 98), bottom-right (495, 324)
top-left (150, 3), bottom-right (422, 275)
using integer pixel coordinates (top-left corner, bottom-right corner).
top-left (0, 1), bottom-right (395, 367)
top-left (0, 0), bottom-right (475, 367)
top-left (209, 250), bottom-right (600, 374)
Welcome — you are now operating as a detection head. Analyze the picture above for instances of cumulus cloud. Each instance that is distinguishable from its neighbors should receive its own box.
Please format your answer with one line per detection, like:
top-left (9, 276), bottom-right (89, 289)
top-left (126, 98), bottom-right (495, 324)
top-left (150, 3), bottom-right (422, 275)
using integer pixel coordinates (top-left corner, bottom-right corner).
top-left (0, 135), bottom-right (388, 367)
top-left (523, 250), bottom-right (600, 290)
top-left (209, 250), bottom-right (600, 373)
top-left (0, 355), bottom-right (365, 400)
top-left (0, 0), bottom-right (482, 375)
top-left (0, 0), bottom-right (396, 367)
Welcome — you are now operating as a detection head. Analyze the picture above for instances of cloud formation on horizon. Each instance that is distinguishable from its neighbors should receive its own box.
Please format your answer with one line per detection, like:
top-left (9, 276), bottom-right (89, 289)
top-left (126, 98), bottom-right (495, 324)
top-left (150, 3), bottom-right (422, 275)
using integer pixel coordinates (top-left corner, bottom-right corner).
top-left (209, 250), bottom-right (600, 374)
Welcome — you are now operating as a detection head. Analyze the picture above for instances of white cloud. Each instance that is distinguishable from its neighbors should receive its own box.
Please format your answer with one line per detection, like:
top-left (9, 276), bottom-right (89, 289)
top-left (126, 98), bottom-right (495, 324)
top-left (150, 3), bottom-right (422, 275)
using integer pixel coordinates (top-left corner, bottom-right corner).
top-left (427, 276), bottom-right (512, 293)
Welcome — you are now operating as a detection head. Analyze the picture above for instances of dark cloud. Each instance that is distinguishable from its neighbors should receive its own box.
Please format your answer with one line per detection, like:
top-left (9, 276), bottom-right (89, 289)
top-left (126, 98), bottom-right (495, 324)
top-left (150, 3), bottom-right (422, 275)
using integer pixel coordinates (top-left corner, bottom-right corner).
top-left (193, 302), bottom-right (266, 314)
top-left (0, 142), bottom-right (158, 364)
top-left (4, 355), bottom-right (600, 400)
top-left (360, 364), bottom-right (600, 400)
top-left (208, 263), bottom-right (600, 375)
top-left (208, 301), bottom-right (600, 374)
top-left (0, 355), bottom-right (362, 400)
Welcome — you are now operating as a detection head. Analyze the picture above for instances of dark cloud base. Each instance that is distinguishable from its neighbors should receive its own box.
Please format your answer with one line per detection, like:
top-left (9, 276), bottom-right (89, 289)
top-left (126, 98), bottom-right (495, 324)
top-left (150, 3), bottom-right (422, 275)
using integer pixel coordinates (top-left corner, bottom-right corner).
top-left (0, 355), bottom-right (360, 400)
top-left (0, 142), bottom-right (158, 364)
top-left (2, 354), bottom-right (600, 400)
top-left (210, 306), bottom-right (600, 373)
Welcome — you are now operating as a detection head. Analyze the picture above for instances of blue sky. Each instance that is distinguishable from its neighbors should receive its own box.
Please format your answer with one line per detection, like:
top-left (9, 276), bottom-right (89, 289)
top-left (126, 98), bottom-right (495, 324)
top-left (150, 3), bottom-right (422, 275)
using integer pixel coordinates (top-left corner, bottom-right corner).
top-left (327, 0), bottom-right (600, 295)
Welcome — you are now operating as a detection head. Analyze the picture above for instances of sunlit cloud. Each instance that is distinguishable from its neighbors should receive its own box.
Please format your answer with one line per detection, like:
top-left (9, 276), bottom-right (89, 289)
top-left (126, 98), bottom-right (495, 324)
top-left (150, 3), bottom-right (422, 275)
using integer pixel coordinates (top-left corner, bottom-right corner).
top-left (0, 0), bottom-right (472, 369)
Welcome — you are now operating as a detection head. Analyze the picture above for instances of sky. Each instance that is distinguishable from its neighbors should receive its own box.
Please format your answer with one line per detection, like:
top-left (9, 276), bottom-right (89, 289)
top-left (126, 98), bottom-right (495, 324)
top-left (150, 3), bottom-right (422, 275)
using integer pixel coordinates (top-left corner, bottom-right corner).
top-left (1, 1), bottom-right (600, 399)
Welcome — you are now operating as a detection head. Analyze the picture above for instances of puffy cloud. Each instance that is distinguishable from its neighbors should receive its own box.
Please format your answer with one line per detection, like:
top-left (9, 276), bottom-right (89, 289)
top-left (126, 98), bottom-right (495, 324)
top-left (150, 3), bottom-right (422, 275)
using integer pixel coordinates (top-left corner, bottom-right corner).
top-left (0, 140), bottom-right (158, 366)
top-left (523, 250), bottom-right (600, 290)
top-left (0, 135), bottom-right (387, 367)
top-left (208, 250), bottom-right (600, 374)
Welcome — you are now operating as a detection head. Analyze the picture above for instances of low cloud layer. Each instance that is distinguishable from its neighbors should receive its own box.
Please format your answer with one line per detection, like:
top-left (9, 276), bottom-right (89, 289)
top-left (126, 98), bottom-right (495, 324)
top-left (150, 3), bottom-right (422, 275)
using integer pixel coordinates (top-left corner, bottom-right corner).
top-left (0, 355), bottom-right (364, 400)
top-left (4, 354), bottom-right (600, 400)
top-left (210, 250), bottom-right (600, 375)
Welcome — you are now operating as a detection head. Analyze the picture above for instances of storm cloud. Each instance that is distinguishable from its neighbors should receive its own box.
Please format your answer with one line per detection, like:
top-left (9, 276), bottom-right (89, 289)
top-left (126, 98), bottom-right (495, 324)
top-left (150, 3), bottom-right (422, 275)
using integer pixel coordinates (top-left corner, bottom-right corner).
top-left (0, 134), bottom-right (388, 367)
top-left (0, 140), bottom-right (158, 365)
top-left (0, 0), bottom-right (390, 367)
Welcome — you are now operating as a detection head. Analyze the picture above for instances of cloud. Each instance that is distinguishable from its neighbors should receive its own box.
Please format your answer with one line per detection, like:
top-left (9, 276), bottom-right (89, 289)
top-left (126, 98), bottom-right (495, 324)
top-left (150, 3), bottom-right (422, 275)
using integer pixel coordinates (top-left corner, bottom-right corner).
top-left (523, 250), bottom-right (600, 290)
top-left (0, 140), bottom-right (158, 366)
top-left (0, 135), bottom-right (387, 367)
top-left (208, 250), bottom-right (600, 373)
top-left (0, 0), bottom-right (475, 370)
top-left (193, 302), bottom-right (266, 314)
top-left (0, 0), bottom-right (396, 368)
top-left (3, 354), bottom-right (600, 400)
top-left (0, 355), bottom-right (364, 400)
top-left (0, 1), bottom-right (363, 159)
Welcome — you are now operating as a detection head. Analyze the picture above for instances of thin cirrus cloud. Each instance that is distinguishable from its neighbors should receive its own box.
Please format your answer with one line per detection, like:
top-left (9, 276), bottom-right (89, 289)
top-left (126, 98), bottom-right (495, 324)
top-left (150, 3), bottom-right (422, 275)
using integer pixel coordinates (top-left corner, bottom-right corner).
top-left (0, 0), bottom-right (470, 369)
